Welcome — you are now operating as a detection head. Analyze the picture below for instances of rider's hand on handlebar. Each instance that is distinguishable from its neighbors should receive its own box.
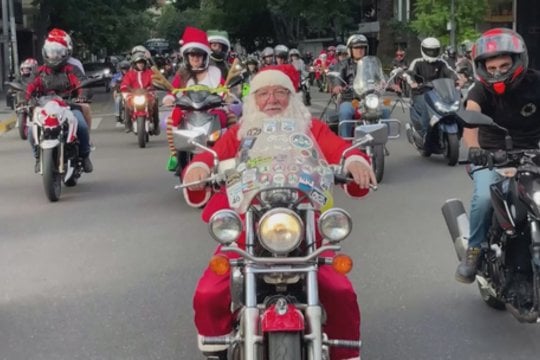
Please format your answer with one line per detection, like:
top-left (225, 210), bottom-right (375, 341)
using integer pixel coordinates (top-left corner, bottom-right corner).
top-left (346, 160), bottom-right (377, 189)
top-left (409, 81), bottom-right (419, 89)
top-left (468, 147), bottom-right (491, 166)
top-left (183, 167), bottom-right (211, 191)
top-left (332, 85), bottom-right (343, 95)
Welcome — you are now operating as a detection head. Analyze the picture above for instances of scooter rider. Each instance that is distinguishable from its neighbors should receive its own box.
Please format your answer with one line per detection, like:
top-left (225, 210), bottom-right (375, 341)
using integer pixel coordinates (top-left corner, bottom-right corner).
top-left (111, 60), bottom-right (131, 127)
top-left (404, 37), bottom-right (462, 139)
top-left (207, 30), bottom-right (231, 79)
top-left (260, 46), bottom-right (275, 68)
top-left (26, 36), bottom-right (93, 173)
top-left (330, 33), bottom-right (369, 137)
top-left (274, 44), bottom-right (289, 65)
top-left (455, 28), bottom-right (540, 283)
top-left (119, 52), bottom-right (160, 135)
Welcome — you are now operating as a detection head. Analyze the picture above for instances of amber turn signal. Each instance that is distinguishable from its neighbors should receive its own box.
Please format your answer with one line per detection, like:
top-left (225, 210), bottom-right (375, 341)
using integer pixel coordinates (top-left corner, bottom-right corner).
top-left (209, 254), bottom-right (230, 275)
top-left (383, 97), bottom-right (392, 106)
top-left (332, 254), bottom-right (353, 275)
top-left (351, 99), bottom-right (360, 109)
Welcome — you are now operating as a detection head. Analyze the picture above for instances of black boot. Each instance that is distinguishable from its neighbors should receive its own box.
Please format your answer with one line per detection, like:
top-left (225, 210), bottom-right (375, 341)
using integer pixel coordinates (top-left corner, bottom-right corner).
top-left (82, 156), bottom-right (93, 173)
top-left (455, 247), bottom-right (481, 284)
top-left (34, 157), bottom-right (40, 173)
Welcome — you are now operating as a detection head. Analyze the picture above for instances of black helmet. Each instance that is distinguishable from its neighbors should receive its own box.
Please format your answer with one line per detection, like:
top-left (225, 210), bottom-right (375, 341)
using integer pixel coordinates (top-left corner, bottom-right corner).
top-left (473, 28), bottom-right (528, 95)
top-left (118, 60), bottom-right (130, 71)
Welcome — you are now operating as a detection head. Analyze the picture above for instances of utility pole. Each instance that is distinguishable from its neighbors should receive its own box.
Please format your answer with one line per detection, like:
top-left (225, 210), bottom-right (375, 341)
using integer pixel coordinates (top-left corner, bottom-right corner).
top-left (450, 0), bottom-right (456, 50)
top-left (1, 0), bottom-right (9, 91)
top-left (8, 0), bottom-right (18, 75)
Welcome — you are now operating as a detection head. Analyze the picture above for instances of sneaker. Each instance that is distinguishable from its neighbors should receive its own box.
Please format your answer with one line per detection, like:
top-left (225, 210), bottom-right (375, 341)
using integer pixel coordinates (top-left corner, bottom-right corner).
top-left (34, 158), bottom-right (40, 173)
top-left (82, 156), bottom-right (93, 173)
top-left (455, 247), bottom-right (481, 284)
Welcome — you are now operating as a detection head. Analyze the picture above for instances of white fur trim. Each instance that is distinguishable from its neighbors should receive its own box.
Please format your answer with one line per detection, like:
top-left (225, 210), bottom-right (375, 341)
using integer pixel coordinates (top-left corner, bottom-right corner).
top-left (208, 35), bottom-right (230, 49)
top-left (183, 162), bottom-right (212, 208)
top-left (181, 42), bottom-right (211, 56)
top-left (250, 70), bottom-right (295, 94)
top-left (344, 155), bottom-right (371, 170)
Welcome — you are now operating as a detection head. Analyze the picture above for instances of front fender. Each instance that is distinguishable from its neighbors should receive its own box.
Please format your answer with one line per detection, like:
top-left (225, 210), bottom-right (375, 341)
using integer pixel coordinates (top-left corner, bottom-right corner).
top-left (41, 139), bottom-right (60, 149)
top-left (261, 303), bottom-right (304, 332)
top-left (439, 122), bottom-right (459, 134)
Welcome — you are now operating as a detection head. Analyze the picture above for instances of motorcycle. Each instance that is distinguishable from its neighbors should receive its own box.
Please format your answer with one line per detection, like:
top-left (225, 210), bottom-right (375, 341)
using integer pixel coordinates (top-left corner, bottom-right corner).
top-left (31, 78), bottom-right (98, 202)
top-left (442, 110), bottom-right (540, 323)
top-left (123, 89), bottom-right (159, 148)
top-left (174, 124), bottom-right (382, 360)
top-left (5, 80), bottom-right (34, 140)
top-left (327, 56), bottom-right (402, 183)
top-left (172, 78), bottom-right (243, 177)
top-left (405, 77), bottom-right (462, 166)
top-left (300, 74), bottom-right (311, 106)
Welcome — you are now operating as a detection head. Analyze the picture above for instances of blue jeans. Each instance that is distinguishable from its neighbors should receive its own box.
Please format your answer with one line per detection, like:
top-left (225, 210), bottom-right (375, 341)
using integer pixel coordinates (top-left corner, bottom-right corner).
top-left (339, 101), bottom-right (392, 137)
top-left (114, 93), bottom-right (122, 118)
top-left (29, 109), bottom-right (90, 158)
top-left (468, 168), bottom-right (502, 248)
top-left (410, 94), bottom-right (429, 137)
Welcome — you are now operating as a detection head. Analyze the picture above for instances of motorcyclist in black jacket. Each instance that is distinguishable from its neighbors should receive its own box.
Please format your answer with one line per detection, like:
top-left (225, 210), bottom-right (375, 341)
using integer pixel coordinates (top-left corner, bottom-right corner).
top-left (404, 37), bottom-right (462, 138)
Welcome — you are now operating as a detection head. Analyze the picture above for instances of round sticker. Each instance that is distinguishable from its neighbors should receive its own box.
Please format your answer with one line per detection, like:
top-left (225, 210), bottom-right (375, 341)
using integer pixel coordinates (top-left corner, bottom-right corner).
top-left (273, 173), bottom-right (286, 186)
top-left (290, 133), bottom-right (313, 149)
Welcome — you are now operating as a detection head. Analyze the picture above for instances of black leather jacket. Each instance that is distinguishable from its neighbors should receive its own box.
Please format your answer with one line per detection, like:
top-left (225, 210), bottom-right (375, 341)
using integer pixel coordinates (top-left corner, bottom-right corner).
top-left (330, 58), bottom-right (360, 101)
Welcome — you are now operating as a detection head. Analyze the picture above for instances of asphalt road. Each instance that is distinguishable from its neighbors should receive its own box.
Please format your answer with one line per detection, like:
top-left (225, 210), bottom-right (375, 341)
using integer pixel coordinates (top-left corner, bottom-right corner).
top-left (1, 86), bottom-right (540, 360)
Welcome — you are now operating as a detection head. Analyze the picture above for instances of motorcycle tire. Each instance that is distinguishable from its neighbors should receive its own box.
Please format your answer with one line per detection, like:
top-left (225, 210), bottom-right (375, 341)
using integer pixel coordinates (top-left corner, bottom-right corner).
top-left (445, 133), bottom-right (459, 166)
top-left (137, 117), bottom-right (146, 148)
top-left (42, 148), bottom-right (62, 202)
top-left (267, 332), bottom-right (301, 360)
top-left (373, 144), bottom-right (385, 183)
top-left (17, 112), bottom-right (28, 140)
top-left (477, 280), bottom-right (506, 310)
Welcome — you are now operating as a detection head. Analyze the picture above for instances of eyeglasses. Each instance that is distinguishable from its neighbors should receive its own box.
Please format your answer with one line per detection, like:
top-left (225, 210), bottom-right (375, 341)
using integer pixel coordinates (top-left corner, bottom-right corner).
top-left (255, 88), bottom-right (290, 101)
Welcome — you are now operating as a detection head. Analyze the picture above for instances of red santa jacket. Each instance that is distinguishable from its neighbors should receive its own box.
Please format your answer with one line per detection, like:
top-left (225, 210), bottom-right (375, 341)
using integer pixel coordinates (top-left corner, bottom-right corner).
top-left (25, 64), bottom-right (82, 100)
top-left (182, 118), bottom-right (372, 216)
top-left (119, 68), bottom-right (155, 92)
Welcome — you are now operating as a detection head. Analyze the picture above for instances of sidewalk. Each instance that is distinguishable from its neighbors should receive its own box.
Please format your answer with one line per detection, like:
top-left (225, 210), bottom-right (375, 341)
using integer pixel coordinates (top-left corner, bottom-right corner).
top-left (0, 90), bottom-right (16, 135)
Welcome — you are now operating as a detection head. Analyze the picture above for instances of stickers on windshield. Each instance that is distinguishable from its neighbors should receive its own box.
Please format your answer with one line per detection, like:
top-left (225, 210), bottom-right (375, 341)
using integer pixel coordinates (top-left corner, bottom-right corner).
top-left (287, 173), bottom-right (299, 185)
top-left (290, 133), bottom-right (313, 149)
top-left (263, 120), bottom-right (277, 133)
top-left (273, 173), bottom-right (286, 186)
top-left (226, 172), bottom-right (243, 208)
top-left (299, 173), bottom-right (314, 193)
top-left (281, 120), bottom-right (295, 132)
top-left (240, 136), bottom-right (257, 150)
top-left (287, 164), bottom-right (299, 173)
top-left (260, 173), bottom-right (272, 186)
top-left (300, 149), bottom-right (311, 158)
top-left (310, 188), bottom-right (327, 206)
top-left (247, 127), bottom-right (262, 136)
top-left (242, 168), bottom-right (258, 192)
top-left (273, 163), bottom-right (285, 172)
top-left (247, 156), bottom-right (272, 169)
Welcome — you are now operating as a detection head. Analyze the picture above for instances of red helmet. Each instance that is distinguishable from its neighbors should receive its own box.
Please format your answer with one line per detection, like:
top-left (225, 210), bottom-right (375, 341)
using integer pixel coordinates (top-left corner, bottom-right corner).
top-left (472, 28), bottom-right (528, 95)
top-left (327, 45), bottom-right (336, 53)
top-left (20, 58), bottom-right (38, 76)
top-left (42, 38), bottom-right (69, 69)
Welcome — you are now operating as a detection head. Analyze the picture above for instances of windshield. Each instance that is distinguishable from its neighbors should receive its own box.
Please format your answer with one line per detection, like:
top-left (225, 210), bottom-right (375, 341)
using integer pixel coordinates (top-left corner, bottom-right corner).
top-left (224, 118), bottom-right (335, 214)
top-left (353, 56), bottom-right (386, 96)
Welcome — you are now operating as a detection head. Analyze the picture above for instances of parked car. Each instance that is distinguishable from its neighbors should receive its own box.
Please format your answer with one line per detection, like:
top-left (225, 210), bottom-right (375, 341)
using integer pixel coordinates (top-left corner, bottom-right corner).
top-left (83, 62), bottom-right (114, 92)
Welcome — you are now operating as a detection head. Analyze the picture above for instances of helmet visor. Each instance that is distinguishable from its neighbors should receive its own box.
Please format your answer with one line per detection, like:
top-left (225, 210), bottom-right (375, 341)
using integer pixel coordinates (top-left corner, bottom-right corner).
top-left (422, 47), bottom-right (440, 58)
top-left (44, 42), bottom-right (67, 64)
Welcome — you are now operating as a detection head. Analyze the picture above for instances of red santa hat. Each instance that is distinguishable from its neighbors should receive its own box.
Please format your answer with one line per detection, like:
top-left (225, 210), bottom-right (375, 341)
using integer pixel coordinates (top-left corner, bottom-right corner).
top-left (179, 26), bottom-right (211, 56)
top-left (249, 64), bottom-right (300, 94)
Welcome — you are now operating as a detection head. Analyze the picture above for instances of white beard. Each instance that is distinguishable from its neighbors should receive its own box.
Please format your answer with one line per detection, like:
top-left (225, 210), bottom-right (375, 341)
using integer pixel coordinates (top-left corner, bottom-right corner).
top-left (237, 92), bottom-right (313, 140)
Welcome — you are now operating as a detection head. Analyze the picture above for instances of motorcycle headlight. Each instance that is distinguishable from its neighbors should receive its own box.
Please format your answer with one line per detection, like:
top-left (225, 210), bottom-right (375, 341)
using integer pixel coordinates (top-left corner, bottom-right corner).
top-left (133, 95), bottom-right (146, 106)
top-left (451, 100), bottom-right (460, 112)
top-left (258, 208), bottom-right (303, 255)
top-left (365, 94), bottom-right (380, 109)
top-left (318, 208), bottom-right (352, 242)
top-left (434, 101), bottom-right (453, 113)
top-left (103, 68), bottom-right (111, 76)
top-left (209, 210), bottom-right (243, 245)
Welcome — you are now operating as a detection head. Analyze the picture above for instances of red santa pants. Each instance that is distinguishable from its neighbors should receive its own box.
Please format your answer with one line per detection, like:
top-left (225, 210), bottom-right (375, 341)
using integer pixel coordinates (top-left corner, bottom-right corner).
top-left (193, 246), bottom-right (361, 360)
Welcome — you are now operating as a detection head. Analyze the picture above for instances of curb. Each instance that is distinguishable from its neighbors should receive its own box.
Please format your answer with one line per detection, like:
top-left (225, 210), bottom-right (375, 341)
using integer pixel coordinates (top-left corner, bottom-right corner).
top-left (0, 114), bottom-right (16, 135)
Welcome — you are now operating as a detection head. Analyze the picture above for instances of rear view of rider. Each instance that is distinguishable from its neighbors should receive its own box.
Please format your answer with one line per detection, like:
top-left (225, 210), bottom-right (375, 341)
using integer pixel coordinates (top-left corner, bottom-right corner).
top-left (26, 37), bottom-right (93, 173)
top-left (404, 37), bottom-right (460, 139)
top-left (119, 52), bottom-right (160, 135)
top-left (330, 34), bottom-right (369, 137)
top-left (455, 28), bottom-right (540, 283)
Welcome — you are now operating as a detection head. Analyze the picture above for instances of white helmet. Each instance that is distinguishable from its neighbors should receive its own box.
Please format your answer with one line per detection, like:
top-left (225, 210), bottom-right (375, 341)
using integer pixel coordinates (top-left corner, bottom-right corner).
top-left (420, 37), bottom-right (441, 63)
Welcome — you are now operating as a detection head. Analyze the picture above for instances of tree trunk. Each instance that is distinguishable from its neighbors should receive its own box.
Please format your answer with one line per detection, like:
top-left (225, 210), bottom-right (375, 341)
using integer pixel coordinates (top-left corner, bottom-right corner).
top-left (376, 0), bottom-right (396, 68)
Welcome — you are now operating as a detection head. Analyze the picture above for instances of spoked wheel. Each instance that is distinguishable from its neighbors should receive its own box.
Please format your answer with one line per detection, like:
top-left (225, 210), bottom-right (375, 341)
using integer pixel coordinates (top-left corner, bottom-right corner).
top-left (137, 116), bottom-right (146, 148)
top-left (372, 144), bottom-right (385, 183)
top-left (17, 112), bottom-right (28, 140)
top-left (477, 276), bottom-right (506, 310)
top-left (42, 148), bottom-right (62, 202)
top-left (267, 332), bottom-right (302, 360)
top-left (445, 133), bottom-right (460, 166)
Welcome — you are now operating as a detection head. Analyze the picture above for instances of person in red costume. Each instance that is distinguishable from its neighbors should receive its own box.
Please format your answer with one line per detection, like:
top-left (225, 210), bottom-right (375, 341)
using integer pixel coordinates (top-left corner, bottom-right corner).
top-left (314, 51), bottom-right (330, 92)
top-left (183, 64), bottom-right (376, 360)
top-left (162, 26), bottom-right (233, 167)
top-left (119, 52), bottom-right (160, 135)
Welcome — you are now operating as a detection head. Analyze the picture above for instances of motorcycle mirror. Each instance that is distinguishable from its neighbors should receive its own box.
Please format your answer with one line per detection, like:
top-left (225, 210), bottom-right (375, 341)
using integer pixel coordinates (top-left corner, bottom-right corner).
top-left (172, 129), bottom-right (207, 152)
top-left (456, 110), bottom-right (499, 128)
top-left (4, 81), bottom-right (25, 92)
top-left (355, 123), bottom-right (388, 146)
top-left (227, 75), bottom-right (243, 88)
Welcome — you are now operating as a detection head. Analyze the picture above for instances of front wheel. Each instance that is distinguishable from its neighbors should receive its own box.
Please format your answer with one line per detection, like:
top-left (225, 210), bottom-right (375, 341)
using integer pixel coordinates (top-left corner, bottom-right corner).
top-left (445, 133), bottom-right (459, 166)
top-left (372, 144), bottom-right (385, 183)
top-left (17, 112), bottom-right (28, 140)
top-left (137, 116), bottom-right (146, 148)
top-left (477, 279), bottom-right (506, 310)
top-left (267, 332), bottom-right (302, 360)
top-left (42, 148), bottom-right (62, 202)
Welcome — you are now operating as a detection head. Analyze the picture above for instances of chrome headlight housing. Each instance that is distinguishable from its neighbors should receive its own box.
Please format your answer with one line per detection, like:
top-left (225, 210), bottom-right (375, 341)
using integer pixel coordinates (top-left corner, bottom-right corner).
top-left (318, 208), bottom-right (352, 242)
top-left (365, 93), bottom-right (380, 110)
top-left (258, 208), bottom-right (303, 255)
top-left (209, 210), bottom-right (243, 245)
top-left (133, 95), bottom-right (146, 106)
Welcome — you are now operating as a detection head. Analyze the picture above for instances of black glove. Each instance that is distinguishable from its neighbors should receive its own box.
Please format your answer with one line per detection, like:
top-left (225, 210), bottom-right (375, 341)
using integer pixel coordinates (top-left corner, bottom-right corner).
top-left (468, 147), bottom-right (491, 166)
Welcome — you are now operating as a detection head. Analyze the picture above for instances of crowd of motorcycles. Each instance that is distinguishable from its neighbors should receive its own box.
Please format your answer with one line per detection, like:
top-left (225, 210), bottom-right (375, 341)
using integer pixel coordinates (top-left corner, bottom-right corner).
top-left (5, 46), bottom-right (540, 360)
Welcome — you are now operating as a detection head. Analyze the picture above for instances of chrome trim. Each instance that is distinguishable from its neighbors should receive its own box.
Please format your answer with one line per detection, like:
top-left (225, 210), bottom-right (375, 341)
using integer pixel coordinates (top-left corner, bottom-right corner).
top-left (221, 245), bottom-right (341, 264)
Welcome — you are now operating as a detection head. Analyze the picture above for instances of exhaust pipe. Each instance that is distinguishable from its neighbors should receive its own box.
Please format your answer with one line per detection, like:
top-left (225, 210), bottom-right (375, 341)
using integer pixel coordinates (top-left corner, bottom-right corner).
top-left (441, 199), bottom-right (469, 261)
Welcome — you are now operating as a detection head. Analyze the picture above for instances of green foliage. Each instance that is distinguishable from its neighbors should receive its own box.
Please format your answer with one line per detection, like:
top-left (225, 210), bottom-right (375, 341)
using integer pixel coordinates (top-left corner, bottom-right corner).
top-left (410, 0), bottom-right (487, 44)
